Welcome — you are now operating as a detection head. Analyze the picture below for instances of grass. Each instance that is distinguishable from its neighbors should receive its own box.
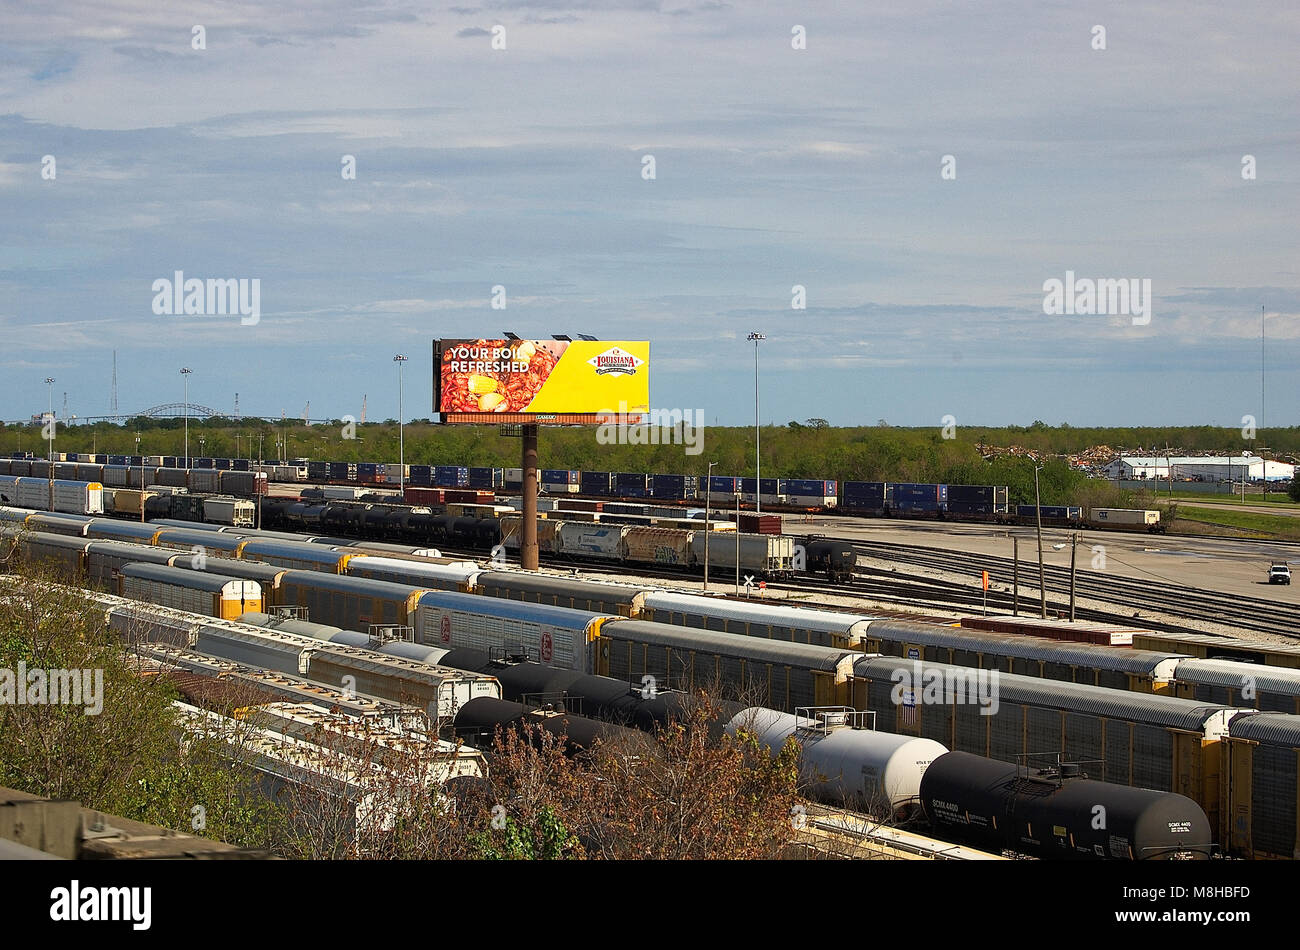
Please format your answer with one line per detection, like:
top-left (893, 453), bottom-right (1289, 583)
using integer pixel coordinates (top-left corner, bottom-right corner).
top-left (1154, 491), bottom-right (1300, 508)
top-left (1172, 505), bottom-right (1300, 541)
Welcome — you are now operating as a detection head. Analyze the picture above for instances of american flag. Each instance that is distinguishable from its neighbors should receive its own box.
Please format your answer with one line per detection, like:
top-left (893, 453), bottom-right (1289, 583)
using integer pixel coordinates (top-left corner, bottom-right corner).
top-left (902, 688), bottom-right (916, 726)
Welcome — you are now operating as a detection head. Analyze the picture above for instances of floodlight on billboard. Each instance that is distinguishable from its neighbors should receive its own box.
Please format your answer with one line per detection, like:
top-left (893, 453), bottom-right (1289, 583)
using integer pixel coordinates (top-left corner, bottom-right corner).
top-left (433, 338), bottom-right (650, 423)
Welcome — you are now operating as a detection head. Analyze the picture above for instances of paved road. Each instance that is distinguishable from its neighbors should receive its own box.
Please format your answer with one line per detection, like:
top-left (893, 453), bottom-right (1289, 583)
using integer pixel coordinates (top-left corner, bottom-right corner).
top-left (792, 514), bottom-right (1299, 606)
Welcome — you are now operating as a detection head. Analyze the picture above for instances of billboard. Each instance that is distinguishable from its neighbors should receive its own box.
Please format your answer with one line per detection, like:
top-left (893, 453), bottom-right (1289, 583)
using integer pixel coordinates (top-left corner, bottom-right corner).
top-left (434, 339), bottom-right (649, 423)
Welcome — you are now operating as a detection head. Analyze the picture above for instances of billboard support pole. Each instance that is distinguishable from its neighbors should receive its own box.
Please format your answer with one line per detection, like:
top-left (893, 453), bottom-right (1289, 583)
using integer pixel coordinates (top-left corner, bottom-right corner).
top-left (522, 424), bottom-right (539, 571)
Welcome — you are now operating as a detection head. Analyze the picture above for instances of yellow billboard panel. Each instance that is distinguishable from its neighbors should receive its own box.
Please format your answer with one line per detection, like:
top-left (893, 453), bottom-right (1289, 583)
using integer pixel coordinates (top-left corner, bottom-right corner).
top-left (435, 339), bottom-right (649, 422)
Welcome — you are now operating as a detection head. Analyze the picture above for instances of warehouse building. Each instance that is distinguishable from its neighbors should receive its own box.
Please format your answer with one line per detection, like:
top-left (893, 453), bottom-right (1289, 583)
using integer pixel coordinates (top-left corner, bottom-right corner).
top-left (1102, 455), bottom-right (1294, 482)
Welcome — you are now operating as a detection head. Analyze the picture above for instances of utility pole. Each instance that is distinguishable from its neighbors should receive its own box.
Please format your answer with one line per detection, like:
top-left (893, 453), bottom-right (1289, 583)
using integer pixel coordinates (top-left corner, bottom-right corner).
top-left (1069, 532), bottom-right (1078, 622)
top-left (136, 432), bottom-right (144, 522)
top-left (1012, 535), bottom-right (1019, 616)
top-left (734, 493), bottom-right (741, 595)
top-left (746, 331), bottom-right (765, 513)
top-left (180, 367), bottom-right (192, 466)
top-left (394, 354), bottom-right (408, 494)
top-left (1034, 465), bottom-right (1046, 619)
top-left (43, 377), bottom-right (55, 461)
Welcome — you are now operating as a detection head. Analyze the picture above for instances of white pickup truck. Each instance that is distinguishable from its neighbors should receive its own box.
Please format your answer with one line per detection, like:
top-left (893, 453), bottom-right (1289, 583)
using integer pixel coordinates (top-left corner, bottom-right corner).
top-left (1268, 562), bottom-right (1291, 585)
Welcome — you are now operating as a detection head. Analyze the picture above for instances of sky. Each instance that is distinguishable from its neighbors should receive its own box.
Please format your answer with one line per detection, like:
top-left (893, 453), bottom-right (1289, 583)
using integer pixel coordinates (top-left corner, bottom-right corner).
top-left (1, 0), bottom-right (1298, 430)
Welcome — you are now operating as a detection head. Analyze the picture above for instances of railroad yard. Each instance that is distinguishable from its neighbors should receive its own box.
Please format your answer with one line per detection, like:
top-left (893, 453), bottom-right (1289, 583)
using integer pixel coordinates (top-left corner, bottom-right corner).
top-left (3, 453), bottom-right (1299, 866)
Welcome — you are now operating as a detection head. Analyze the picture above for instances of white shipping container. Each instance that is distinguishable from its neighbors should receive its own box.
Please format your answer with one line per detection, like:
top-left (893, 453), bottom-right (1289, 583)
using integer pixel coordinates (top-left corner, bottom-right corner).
top-left (384, 464), bottom-right (408, 480)
top-left (741, 493), bottom-right (789, 506)
top-left (1091, 508), bottom-right (1160, 526)
top-left (785, 494), bottom-right (837, 508)
top-left (504, 467), bottom-right (523, 482)
top-left (321, 485), bottom-right (368, 500)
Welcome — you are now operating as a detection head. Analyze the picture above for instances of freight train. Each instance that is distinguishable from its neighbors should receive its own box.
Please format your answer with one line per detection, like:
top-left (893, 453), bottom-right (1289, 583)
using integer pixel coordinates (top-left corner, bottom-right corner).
top-left (61, 583), bottom-right (1218, 860)
top-left (3, 456), bottom-right (1162, 532)
top-left (13, 534), bottom-right (1277, 858)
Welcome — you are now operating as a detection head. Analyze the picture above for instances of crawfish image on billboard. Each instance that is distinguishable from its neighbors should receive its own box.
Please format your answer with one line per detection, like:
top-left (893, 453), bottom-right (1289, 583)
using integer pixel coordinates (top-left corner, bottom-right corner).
top-left (435, 339), bottom-right (650, 418)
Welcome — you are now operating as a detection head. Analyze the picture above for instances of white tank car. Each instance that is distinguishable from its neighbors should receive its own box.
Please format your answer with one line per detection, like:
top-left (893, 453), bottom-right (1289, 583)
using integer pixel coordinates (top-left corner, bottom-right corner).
top-left (726, 706), bottom-right (948, 817)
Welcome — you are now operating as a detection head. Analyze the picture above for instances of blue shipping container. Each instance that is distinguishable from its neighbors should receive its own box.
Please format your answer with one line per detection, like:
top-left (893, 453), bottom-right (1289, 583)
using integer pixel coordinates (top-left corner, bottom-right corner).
top-left (706, 476), bottom-right (741, 495)
top-left (468, 467), bottom-right (503, 488)
top-left (541, 469), bottom-right (578, 485)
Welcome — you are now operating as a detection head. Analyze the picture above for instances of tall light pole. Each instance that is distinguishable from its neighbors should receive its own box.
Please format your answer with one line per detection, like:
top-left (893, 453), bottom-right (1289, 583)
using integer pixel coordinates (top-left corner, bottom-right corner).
top-left (704, 461), bottom-right (716, 591)
top-left (1034, 464), bottom-right (1046, 619)
top-left (43, 377), bottom-right (55, 461)
top-left (394, 354), bottom-right (408, 493)
top-left (746, 331), bottom-right (765, 513)
top-left (1261, 304), bottom-right (1267, 502)
top-left (180, 367), bottom-right (193, 467)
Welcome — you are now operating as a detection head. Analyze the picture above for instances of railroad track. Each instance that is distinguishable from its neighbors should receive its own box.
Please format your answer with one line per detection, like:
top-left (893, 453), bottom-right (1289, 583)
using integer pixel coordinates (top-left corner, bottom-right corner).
top-left (848, 540), bottom-right (1297, 639)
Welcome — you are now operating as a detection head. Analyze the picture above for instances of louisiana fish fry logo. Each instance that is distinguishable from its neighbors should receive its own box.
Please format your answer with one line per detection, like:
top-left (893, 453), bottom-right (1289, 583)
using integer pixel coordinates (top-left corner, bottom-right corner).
top-left (588, 346), bottom-right (644, 376)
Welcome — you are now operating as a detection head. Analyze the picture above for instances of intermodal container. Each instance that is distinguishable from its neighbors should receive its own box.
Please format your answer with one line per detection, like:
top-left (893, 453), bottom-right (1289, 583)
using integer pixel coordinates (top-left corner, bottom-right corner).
top-left (434, 466), bottom-right (469, 488)
top-left (408, 465), bottom-right (433, 486)
top-left (738, 513), bottom-right (783, 535)
top-left (468, 467), bottom-right (504, 489)
top-left (614, 472), bottom-right (651, 498)
top-left (580, 471), bottom-right (614, 495)
top-left (707, 475), bottom-right (742, 496)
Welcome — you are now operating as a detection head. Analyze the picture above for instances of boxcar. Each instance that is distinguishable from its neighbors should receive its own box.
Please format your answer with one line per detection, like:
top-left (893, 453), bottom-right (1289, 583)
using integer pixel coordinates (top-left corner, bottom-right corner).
top-left (305, 644), bottom-right (501, 719)
top-left (1132, 631), bottom-right (1300, 670)
top-left (850, 656), bottom-right (1248, 836)
top-left (117, 562), bottom-right (263, 620)
top-left (15, 531), bottom-right (89, 578)
top-left (1172, 658), bottom-right (1300, 714)
top-left (170, 557), bottom-right (292, 609)
top-left (344, 555), bottom-right (479, 592)
top-left (1222, 713), bottom-right (1300, 860)
top-left (239, 538), bottom-right (353, 573)
top-left (859, 619), bottom-right (1187, 692)
top-left (277, 571), bottom-right (426, 633)
top-left (596, 620), bottom-right (857, 711)
top-left (85, 540), bottom-right (180, 588)
top-left (413, 590), bottom-right (612, 673)
top-left (475, 571), bottom-right (651, 617)
top-left (641, 591), bottom-right (875, 649)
